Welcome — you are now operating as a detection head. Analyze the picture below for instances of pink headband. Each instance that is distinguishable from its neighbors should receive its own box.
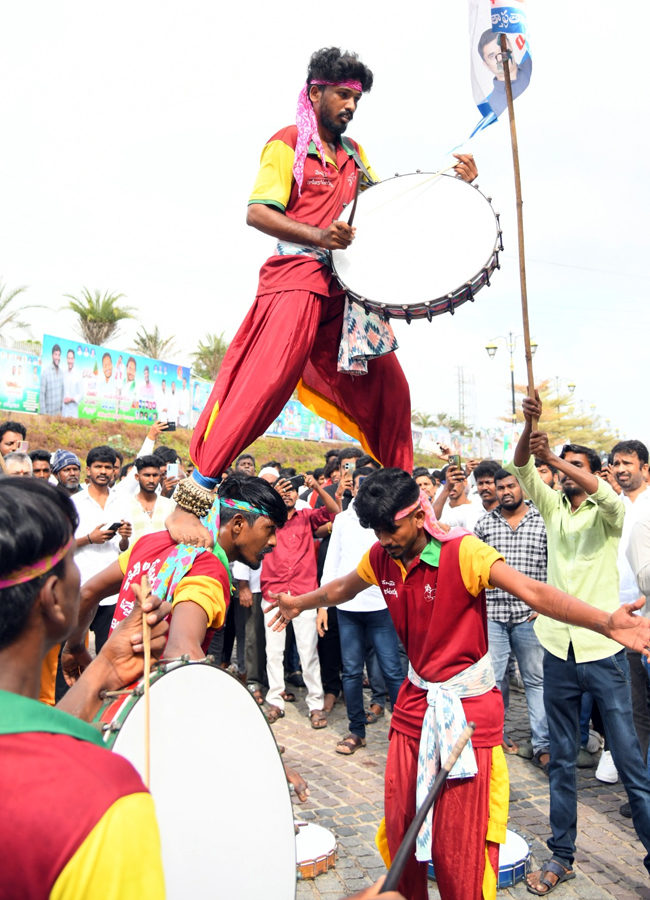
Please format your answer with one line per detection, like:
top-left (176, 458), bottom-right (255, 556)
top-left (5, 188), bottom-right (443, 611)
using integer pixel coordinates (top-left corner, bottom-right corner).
top-left (0, 537), bottom-right (73, 589)
top-left (293, 80), bottom-right (363, 195)
top-left (395, 489), bottom-right (471, 543)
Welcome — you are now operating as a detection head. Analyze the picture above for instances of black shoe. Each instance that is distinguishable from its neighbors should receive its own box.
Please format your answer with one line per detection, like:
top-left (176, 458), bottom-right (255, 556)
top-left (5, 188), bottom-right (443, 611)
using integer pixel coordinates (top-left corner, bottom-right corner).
top-left (620, 801), bottom-right (632, 818)
top-left (286, 670), bottom-right (305, 688)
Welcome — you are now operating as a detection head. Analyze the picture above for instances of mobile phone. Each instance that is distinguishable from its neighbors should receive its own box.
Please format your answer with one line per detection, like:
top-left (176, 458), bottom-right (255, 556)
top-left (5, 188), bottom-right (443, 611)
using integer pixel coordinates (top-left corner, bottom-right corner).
top-left (288, 475), bottom-right (305, 490)
top-left (105, 522), bottom-right (122, 532)
top-left (19, 441), bottom-right (29, 452)
top-left (167, 463), bottom-right (179, 479)
top-left (342, 461), bottom-right (354, 471)
top-left (449, 454), bottom-right (461, 468)
top-left (166, 421), bottom-right (177, 431)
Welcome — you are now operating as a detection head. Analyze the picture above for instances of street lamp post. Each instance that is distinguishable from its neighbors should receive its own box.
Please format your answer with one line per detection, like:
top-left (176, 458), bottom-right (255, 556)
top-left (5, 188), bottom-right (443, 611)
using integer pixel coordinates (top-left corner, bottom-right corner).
top-left (485, 332), bottom-right (538, 426)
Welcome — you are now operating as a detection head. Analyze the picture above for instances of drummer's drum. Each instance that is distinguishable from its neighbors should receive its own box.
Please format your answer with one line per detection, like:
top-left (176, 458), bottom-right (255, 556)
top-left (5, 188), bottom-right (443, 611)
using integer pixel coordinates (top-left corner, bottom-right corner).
top-left (94, 659), bottom-right (297, 900)
top-left (332, 172), bottom-right (502, 321)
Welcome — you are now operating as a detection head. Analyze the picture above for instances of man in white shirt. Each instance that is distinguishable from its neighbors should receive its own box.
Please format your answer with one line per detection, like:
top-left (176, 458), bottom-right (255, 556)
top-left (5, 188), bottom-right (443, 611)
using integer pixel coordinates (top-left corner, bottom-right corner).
top-left (433, 465), bottom-right (487, 532)
top-left (127, 455), bottom-right (176, 543)
top-left (62, 349), bottom-right (83, 418)
top-left (177, 377), bottom-right (190, 428)
top-left (322, 466), bottom-right (405, 754)
top-left (609, 440), bottom-right (650, 799)
top-left (167, 381), bottom-right (179, 426)
top-left (73, 445), bottom-right (131, 652)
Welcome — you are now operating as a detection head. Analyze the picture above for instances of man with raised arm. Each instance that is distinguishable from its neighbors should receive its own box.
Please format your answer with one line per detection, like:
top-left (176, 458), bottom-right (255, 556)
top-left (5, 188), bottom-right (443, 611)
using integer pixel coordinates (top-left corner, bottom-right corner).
top-left (508, 394), bottom-right (650, 895)
top-left (265, 468), bottom-right (650, 900)
top-left (164, 46), bottom-right (477, 549)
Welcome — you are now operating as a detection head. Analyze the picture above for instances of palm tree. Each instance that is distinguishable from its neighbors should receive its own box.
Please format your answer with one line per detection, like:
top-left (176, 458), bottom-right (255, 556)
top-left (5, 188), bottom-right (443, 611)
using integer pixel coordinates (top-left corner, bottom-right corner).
top-left (411, 409), bottom-right (436, 428)
top-left (63, 288), bottom-right (135, 346)
top-left (130, 325), bottom-right (176, 360)
top-left (190, 331), bottom-right (229, 381)
top-left (0, 280), bottom-right (41, 342)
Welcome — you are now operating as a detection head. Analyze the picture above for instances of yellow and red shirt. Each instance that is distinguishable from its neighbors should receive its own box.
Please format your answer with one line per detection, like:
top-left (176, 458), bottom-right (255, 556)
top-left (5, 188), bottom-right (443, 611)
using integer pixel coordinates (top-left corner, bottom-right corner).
top-left (249, 125), bottom-right (378, 297)
top-left (357, 535), bottom-right (505, 747)
top-left (0, 689), bottom-right (164, 900)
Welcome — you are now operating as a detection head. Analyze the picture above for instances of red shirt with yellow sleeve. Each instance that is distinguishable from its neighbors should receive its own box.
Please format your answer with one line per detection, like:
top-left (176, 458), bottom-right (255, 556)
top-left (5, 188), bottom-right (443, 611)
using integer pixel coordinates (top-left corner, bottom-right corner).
top-left (0, 689), bottom-right (164, 900)
top-left (110, 531), bottom-right (230, 651)
top-left (249, 125), bottom-right (379, 297)
top-left (357, 535), bottom-right (505, 747)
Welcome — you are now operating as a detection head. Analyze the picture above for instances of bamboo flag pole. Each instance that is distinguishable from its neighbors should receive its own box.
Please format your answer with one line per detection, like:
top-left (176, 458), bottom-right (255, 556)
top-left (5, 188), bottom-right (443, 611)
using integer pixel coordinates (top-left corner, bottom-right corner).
top-left (141, 574), bottom-right (152, 789)
top-left (499, 33), bottom-right (538, 429)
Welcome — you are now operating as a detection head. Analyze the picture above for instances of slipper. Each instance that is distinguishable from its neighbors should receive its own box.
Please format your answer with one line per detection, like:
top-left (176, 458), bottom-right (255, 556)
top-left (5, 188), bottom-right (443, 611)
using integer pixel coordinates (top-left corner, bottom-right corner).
top-left (336, 734), bottom-right (366, 755)
top-left (309, 709), bottom-right (328, 729)
top-left (532, 750), bottom-right (551, 776)
top-left (502, 733), bottom-right (519, 755)
top-left (366, 704), bottom-right (385, 724)
top-left (249, 686), bottom-right (264, 706)
top-left (266, 705), bottom-right (285, 724)
top-left (280, 690), bottom-right (296, 702)
top-left (527, 859), bottom-right (575, 895)
top-left (323, 692), bottom-right (338, 713)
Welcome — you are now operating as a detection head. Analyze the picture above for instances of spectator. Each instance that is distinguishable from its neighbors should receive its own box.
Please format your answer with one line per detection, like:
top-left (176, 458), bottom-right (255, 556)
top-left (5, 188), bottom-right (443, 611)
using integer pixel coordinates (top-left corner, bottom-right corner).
top-left (474, 468), bottom-right (550, 771)
top-left (128, 455), bottom-right (175, 542)
top-left (62, 348), bottom-right (83, 418)
top-left (535, 457), bottom-right (558, 489)
top-left (608, 440), bottom-right (650, 794)
top-left (29, 449), bottom-right (52, 480)
top-left (0, 420), bottom-right (26, 458)
top-left (356, 454), bottom-right (381, 471)
top-left (322, 467), bottom-right (404, 754)
top-left (235, 453), bottom-right (256, 476)
top-left (434, 464), bottom-right (485, 530)
top-left (262, 474), bottom-right (339, 727)
top-left (72, 446), bottom-right (132, 653)
top-left (50, 450), bottom-right (82, 496)
top-left (473, 460), bottom-right (501, 514)
top-left (412, 467), bottom-right (436, 500)
top-left (153, 445), bottom-right (184, 498)
top-left (39, 344), bottom-right (64, 415)
top-left (511, 394), bottom-right (650, 895)
top-left (4, 452), bottom-right (32, 476)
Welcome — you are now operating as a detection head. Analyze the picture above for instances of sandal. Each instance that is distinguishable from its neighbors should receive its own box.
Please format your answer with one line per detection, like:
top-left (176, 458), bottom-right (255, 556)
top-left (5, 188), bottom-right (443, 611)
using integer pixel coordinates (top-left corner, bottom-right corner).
top-left (336, 733), bottom-right (366, 755)
top-left (249, 686), bottom-right (264, 706)
top-left (280, 690), bottom-right (296, 702)
top-left (309, 709), bottom-right (328, 729)
top-left (502, 732), bottom-right (519, 755)
top-left (532, 750), bottom-right (551, 776)
top-left (266, 705), bottom-right (285, 724)
top-left (366, 703), bottom-right (385, 724)
top-left (323, 692), bottom-right (338, 713)
top-left (527, 859), bottom-right (575, 895)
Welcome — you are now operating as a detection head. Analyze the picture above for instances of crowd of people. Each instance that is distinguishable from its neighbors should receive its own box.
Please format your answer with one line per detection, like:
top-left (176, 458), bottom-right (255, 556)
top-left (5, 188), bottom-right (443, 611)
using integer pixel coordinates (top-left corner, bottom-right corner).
top-left (2, 403), bottom-right (650, 897)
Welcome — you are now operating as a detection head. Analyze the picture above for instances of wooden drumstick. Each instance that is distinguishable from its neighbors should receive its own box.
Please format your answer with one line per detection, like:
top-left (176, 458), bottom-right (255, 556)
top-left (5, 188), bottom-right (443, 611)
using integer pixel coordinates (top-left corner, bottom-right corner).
top-left (379, 722), bottom-right (476, 894)
top-left (141, 574), bottom-right (152, 789)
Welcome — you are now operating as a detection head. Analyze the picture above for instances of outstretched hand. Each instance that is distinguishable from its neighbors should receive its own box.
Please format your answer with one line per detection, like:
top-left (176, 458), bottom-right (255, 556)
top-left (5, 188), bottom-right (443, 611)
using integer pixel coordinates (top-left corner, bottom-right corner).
top-left (165, 505), bottom-right (213, 548)
top-left (607, 599), bottom-right (650, 657)
top-left (264, 592), bottom-right (303, 632)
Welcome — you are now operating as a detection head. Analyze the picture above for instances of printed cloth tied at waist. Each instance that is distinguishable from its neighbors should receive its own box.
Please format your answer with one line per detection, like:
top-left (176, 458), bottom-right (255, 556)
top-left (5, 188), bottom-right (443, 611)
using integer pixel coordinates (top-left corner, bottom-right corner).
top-left (275, 241), bottom-right (398, 374)
top-left (408, 653), bottom-right (496, 861)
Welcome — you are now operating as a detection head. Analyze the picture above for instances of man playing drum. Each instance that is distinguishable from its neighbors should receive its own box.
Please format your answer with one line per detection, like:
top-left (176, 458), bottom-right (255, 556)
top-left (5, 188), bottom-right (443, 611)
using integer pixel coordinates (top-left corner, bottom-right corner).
top-left (166, 46), bottom-right (478, 549)
top-left (265, 468), bottom-right (650, 900)
top-left (0, 478), bottom-right (171, 899)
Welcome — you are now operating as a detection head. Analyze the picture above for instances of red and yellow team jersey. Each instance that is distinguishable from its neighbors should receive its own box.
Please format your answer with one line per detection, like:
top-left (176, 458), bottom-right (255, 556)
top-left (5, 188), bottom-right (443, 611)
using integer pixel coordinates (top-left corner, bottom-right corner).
top-left (111, 531), bottom-right (230, 647)
top-left (357, 535), bottom-right (505, 747)
top-left (0, 690), bottom-right (164, 900)
top-left (249, 125), bottom-right (379, 297)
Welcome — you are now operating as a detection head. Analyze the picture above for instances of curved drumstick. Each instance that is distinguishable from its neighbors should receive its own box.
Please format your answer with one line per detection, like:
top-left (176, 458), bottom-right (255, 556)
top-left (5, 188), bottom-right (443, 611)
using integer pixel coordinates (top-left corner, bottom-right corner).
top-left (380, 722), bottom-right (476, 894)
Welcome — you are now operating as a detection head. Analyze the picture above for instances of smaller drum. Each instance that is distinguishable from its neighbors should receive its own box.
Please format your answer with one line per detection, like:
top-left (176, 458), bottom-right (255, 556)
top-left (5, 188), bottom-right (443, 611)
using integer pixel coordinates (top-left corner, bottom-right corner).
top-left (295, 822), bottom-right (337, 879)
top-left (427, 828), bottom-right (529, 889)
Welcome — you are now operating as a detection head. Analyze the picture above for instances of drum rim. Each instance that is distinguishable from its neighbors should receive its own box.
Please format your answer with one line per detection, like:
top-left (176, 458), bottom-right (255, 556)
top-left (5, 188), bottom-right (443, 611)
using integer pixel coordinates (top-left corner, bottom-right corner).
top-left (331, 171), bottom-right (503, 322)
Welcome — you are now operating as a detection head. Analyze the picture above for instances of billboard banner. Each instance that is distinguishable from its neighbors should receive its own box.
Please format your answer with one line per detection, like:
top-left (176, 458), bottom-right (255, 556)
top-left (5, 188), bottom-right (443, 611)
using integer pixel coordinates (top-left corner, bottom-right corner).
top-left (0, 347), bottom-right (41, 415)
top-left (40, 335), bottom-right (191, 426)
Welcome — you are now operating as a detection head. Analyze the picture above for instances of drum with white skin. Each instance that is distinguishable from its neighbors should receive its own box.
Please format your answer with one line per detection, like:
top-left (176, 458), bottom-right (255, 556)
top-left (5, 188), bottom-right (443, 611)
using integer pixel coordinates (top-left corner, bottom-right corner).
top-left (332, 172), bottom-right (502, 321)
top-left (94, 659), bottom-right (297, 900)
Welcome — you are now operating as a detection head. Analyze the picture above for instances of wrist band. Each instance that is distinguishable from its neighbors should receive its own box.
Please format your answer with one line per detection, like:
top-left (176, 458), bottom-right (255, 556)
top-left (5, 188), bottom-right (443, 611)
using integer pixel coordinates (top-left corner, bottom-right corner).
top-left (87, 534), bottom-right (93, 545)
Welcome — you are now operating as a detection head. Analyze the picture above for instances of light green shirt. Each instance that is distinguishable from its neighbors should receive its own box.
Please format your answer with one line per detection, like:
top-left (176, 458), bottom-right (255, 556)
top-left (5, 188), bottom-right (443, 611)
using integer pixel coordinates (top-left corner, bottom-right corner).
top-left (507, 456), bottom-right (624, 662)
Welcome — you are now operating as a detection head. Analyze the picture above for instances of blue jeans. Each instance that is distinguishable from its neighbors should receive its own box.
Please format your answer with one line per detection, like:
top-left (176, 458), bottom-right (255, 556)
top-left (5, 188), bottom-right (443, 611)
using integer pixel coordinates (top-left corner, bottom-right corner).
top-left (544, 647), bottom-right (650, 872)
top-left (337, 608), bottom-right (405, 740)
top-left (488, 618), bottom-right (549, 754)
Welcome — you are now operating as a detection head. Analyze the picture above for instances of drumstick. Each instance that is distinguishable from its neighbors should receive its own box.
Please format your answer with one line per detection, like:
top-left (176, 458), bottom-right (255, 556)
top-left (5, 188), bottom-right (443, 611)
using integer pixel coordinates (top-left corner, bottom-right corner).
top-left (141, 574), bottom-right (152, 789)
top-left (379, 722), bottom-right (476, 894)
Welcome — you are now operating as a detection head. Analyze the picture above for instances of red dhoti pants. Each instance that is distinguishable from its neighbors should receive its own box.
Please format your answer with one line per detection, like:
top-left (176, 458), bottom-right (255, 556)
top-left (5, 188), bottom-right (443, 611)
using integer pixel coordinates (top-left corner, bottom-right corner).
top-left (190, 289), bottom-right (413, 476)
top-left (385, 732), bottom-right (499, 900)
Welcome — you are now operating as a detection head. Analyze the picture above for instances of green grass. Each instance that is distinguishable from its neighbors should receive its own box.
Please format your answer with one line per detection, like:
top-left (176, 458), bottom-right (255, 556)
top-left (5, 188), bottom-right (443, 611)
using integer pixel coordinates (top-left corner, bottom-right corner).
top-left (12, 413), bottom-right (442, 473)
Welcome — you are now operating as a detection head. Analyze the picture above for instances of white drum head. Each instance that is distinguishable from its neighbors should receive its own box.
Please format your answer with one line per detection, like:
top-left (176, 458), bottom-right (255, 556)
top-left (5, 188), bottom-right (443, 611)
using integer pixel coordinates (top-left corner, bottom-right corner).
top-left (332, 172), bottom-right (498, 309)
top-left (110, 663), bottom-right (296, 900)
top-left (295, 822), bottom-right (337, 864)
top-left (500, 828), bottom-right (529, 866)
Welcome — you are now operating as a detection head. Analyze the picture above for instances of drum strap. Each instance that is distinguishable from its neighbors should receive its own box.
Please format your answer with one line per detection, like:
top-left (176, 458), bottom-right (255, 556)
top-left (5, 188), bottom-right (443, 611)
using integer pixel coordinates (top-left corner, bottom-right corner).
top-left (341, 138), bottom-right (377, 186)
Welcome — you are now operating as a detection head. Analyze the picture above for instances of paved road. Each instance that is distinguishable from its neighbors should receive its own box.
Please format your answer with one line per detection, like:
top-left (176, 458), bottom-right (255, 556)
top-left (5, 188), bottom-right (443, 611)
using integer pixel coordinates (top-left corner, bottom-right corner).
top-left (271, 683), bottom-right (650, 899)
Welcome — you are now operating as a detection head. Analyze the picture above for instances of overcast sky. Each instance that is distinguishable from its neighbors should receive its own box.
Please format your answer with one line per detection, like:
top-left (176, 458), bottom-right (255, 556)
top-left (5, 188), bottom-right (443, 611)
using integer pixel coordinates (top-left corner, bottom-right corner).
top-left (2, 2), bottom-right (648, 441)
